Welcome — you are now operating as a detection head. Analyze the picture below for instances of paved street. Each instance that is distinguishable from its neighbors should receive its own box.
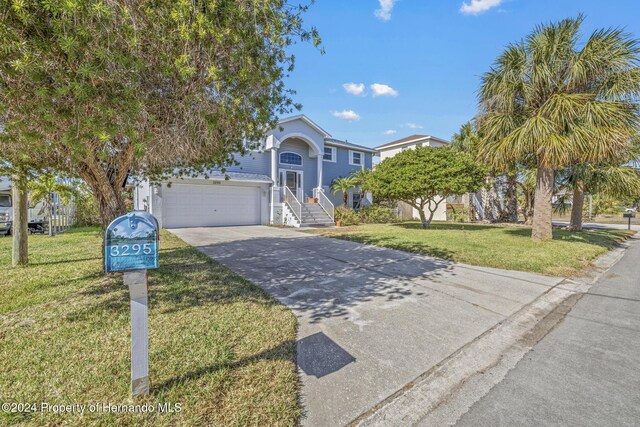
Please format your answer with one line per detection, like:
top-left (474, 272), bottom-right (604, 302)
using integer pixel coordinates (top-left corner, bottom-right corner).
top-left (170, 226), bottom-right (562, 427)
top-left (456, 236), bottom-right (640, 426)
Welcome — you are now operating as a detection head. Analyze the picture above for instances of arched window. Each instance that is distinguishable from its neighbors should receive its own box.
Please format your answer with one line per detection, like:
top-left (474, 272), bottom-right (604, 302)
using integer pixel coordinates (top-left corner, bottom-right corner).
top-left (280, 152), bottom-right (303, 166)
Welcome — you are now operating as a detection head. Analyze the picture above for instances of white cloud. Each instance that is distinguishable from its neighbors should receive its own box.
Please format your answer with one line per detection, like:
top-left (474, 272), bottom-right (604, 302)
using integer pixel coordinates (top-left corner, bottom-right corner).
top-left (370, 83), bottom-right (398, 97)
top-left (403, 122), bottom-right (424, 129)
top-left (375, 0), bottom-right (397, 21)
top-left (332, 110), bottom-right (361, 121)
top-left (384, 129), bottom-right (397, 135)
top-left (343, 82), bottom-right (366, 96)
top-left (460, 0), bottom-right (503, 15)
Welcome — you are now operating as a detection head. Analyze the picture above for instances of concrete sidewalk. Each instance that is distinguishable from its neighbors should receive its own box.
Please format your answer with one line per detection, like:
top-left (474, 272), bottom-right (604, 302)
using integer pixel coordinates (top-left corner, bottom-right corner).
top-left (455, 236), bottom-right (640, 427)
top-left (170, 226), bottom-right (563, 427)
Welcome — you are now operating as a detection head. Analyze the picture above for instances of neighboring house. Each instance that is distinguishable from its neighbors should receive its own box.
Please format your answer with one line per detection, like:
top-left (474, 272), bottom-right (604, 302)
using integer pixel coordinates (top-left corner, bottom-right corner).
top-left (375, 134), bottom-right (450, 221)
top-left (134, 115), bottom-right (377, 228)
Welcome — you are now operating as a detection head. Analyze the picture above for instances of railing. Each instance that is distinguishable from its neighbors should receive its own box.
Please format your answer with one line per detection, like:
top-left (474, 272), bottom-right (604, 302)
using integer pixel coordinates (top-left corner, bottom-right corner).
top-left (313, 188), bottom-right (334, 222)
top-left (281, 186), bottom-right (302, 223)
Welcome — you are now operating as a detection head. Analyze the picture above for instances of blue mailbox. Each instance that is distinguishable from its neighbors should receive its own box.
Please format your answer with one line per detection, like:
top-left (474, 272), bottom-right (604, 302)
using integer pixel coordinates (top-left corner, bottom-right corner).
top-left (105, 211), bottom-right (159, 273)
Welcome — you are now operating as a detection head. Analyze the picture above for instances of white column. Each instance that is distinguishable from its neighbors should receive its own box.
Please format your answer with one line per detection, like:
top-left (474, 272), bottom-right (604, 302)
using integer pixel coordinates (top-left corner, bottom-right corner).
top-left (316, 155), bottom-right (323, 191)
top-left (271, 148), bottom-right (278, 184)
top-left (270, 148), bottom-right (278, 224)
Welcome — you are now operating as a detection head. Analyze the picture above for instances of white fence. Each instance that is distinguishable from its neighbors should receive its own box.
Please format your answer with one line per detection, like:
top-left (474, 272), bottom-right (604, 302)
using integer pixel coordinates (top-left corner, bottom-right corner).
top-left (48, 201), bottom-right (76, 235)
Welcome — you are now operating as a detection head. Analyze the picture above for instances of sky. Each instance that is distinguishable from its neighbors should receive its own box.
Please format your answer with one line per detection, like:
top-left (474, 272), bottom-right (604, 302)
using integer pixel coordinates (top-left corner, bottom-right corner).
top-left (284, 0), bottom-right (640, 149)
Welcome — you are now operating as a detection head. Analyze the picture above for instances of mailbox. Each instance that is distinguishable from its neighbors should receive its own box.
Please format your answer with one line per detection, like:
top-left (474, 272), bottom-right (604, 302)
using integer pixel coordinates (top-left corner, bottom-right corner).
top-left (623, 213), bottom-right (636, 218)
top-left (105, 211), bottom-right (159, 273)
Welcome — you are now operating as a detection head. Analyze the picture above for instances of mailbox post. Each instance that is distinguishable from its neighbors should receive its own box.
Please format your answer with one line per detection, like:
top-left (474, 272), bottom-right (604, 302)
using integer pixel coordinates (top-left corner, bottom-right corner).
top-left (623, 212), bottom-right (636, 230)
top-left (105, 211), bottom-right (159, 397)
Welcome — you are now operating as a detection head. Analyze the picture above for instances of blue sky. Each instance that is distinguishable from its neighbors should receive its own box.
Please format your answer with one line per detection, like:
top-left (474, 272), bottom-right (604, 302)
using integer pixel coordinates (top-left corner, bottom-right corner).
top-left (284, 0), bottom-right (640, 148)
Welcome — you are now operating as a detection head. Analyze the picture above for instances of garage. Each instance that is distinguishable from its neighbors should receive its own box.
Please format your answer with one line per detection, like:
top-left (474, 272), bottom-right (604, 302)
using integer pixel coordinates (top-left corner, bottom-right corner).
top-left (161, 182), bottom-right (263, 228)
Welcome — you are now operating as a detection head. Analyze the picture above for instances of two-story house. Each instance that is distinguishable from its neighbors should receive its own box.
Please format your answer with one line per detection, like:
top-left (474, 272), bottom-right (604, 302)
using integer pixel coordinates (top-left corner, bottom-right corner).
top-left (375, 134), bottom-right (451, 221)
top-left (134, 115), bottom-right (377, 228)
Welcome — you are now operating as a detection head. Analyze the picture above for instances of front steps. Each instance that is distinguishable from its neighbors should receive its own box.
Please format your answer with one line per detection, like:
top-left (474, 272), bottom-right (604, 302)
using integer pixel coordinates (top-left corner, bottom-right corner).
top-left (300, 203), bottom-right (334, 227)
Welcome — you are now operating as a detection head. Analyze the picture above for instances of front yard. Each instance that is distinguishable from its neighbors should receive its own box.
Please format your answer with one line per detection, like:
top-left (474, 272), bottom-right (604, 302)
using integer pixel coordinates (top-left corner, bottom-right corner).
top-left (0, 228), bottom-right (300, 426)
top-left (306, 222), bottom-right (634, 276)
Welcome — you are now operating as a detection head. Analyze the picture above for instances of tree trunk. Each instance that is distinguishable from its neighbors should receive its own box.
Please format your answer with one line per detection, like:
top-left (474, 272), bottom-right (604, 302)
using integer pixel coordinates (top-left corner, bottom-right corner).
top-left (48, 193), bottom-right (53, 236)
top-left (505, 173), bottom-right (518, 223)
top-left (531, 167), bottom-right (554, 241)
top-left (568, 180), bottom-right (585, 232)
top-left (77, 168), bottom-right (128, 229)
top-left (418, 208), bottom-right (430, 229)
top-left (343, 191), bottom-right (348, 208)
top-left (12, 173), bottom-right (29, 266)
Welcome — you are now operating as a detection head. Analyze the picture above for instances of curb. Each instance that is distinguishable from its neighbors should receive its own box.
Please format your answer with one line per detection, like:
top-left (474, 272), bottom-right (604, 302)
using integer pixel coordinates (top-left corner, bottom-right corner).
top-left (348, 235), bottom-right (637, 427)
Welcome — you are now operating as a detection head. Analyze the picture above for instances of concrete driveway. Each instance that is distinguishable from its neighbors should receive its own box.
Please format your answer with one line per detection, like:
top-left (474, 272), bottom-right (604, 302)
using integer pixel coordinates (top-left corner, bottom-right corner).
top-left (170, 226), bottom-right (563, 427)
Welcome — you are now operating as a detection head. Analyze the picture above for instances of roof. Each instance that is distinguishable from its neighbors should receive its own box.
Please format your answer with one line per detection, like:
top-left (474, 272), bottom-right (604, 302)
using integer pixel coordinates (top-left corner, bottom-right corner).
top-left (168, 171), bottom-right (273, 183)
top-left (375, 134), bottom-right (450, 150)
top-left (278, 115), bottom-right (332, 138)
top-left (324, 138), bottom-right (379, 154)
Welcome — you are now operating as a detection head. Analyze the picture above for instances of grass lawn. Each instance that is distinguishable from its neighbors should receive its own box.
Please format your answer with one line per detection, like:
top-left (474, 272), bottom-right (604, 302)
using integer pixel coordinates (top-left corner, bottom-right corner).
top-left (0, 228), bottom-right (300, 426)
top-left (306, 221), bottom-right (634, 276)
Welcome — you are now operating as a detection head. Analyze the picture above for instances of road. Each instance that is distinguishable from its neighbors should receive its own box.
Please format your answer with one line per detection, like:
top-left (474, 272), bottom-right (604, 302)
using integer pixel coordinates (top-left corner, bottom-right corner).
top-left (553, 220), bottom-right (640, 231)
top-left (456, 236), bottom-right (640, 426)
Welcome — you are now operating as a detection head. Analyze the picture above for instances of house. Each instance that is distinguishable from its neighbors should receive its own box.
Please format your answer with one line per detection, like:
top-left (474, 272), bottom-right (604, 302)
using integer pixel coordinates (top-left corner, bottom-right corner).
top-left (375, 134), bottom-right (451, 221)
top-left (134, 115), bottom-right (377, 228)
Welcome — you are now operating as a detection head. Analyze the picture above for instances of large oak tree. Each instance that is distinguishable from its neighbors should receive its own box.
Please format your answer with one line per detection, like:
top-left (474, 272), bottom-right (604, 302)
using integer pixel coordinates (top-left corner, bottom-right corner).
top-left (0, 0), bottom-right (320, 227)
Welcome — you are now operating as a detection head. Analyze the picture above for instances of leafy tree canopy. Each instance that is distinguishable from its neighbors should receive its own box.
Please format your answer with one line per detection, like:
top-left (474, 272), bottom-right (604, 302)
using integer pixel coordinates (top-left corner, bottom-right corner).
top-left (369, 147), bottom-right (486, 228)
top-left (0, 0), bottom-right (320, 225)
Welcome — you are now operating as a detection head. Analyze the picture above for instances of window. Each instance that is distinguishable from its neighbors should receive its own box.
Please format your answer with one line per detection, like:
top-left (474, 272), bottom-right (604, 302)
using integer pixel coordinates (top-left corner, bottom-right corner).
top-left (0, 194), bottom-right (11, 207)
top-left (280, 152), bottom-right (303, 166)
top-left (349, 150), bottom-right (363, 166)
top-left (323, 146), bottom-right (336, 162)
top-left (352, 193), bottom-right (361, 209)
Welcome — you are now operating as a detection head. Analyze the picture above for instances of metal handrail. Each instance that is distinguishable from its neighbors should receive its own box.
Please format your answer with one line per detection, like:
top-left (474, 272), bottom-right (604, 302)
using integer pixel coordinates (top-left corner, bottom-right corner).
top-left (282, 186), bottom-right (302, 222)
top-left (313, 187), bottom-right (335, 222)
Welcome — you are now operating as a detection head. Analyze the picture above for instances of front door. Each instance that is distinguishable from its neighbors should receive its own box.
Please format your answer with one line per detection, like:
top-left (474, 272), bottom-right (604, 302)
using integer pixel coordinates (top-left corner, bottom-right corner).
top-left (279, 170), bottom-right (303, 201)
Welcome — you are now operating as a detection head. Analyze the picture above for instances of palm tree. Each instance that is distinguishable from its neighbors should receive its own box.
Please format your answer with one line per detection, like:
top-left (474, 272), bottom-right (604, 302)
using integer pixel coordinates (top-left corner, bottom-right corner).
top-left (349, 168), bottom-right (372, 208)
top-left (560, 164), bottom-right (640, 231)
top-left (28, 173), bottom-right (75, 236)
top-left (331, 176), bottom-right (358, 208)
top-left (476, 16), bottom-right (640, 241)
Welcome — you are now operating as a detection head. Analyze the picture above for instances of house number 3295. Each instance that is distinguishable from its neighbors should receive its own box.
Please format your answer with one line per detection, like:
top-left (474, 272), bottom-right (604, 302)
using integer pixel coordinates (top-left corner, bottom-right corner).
top-left (110, 244), bottom-right (153, 257)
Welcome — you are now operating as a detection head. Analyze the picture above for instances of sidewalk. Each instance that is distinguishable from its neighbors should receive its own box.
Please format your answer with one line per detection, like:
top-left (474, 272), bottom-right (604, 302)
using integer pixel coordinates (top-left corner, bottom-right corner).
top-left (456, 236), bottom-right (640, 426)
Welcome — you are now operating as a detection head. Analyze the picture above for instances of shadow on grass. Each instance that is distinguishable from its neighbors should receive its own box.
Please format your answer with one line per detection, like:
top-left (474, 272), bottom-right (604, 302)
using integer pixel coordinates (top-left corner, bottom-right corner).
top-left (66, 246), bottom-right (280, 322)
top-left (501, 226), bottom-right (631, 249)
top-left (392, 221), bottom-right (500, 232)
top-left (334, 233), bottom-right (456, 261)
top-left (153, 338), bottom-right (297, 392)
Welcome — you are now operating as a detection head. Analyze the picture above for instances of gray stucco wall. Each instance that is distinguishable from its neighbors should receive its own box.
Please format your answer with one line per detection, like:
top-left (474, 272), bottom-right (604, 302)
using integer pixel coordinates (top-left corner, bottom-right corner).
top-left (225, 150), bottom-right (271, 176)
top-left (322, 147), bottom-right (373, 186)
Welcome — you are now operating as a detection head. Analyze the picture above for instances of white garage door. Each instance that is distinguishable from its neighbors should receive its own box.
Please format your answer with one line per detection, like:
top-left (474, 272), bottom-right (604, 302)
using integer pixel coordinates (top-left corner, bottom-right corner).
top-left (163, 183), bottom-right (262, 228)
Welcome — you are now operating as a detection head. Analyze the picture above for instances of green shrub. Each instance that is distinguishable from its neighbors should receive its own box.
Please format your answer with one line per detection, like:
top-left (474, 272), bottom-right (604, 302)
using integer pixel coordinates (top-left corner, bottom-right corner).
top-left (335, 206), bottom-right (360, 226)
top-left (447, 205), bottom-right (472, 223)
top-left (358, 205), bottom-right (399, 224)
top-left (74, 191), bottom-right (101, 226)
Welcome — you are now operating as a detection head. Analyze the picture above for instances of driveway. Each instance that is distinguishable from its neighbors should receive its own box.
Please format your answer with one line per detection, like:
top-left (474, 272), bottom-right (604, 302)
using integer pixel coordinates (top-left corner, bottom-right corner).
top-left (170, 226), bottom-right (563, 427)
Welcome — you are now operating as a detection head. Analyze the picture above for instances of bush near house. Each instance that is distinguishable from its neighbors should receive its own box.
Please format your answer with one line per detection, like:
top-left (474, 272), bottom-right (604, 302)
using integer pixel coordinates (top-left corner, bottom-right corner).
top-left (358, 205), bottom-right (400, 224)
top-left (335, 205), bottom-right (400, 226)
top-left (335, 206), bottom-right (361, 226)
